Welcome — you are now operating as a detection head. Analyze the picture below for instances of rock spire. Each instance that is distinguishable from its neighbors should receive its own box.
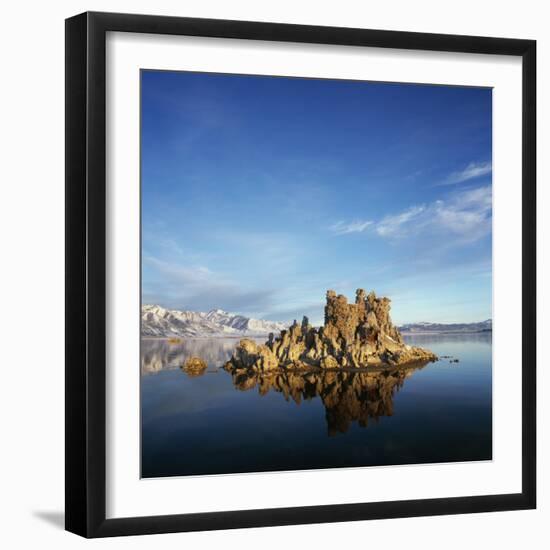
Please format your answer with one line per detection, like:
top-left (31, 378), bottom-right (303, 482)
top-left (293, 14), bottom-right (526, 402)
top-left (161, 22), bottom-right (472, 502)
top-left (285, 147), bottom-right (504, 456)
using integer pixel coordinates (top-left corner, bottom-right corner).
top-left (226, 289), bottom-right (437, 372)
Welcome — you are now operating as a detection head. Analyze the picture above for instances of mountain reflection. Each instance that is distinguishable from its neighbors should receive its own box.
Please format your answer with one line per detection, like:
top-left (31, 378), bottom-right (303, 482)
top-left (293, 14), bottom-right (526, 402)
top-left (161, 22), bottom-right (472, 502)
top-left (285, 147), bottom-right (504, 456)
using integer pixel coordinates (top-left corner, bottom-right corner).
top-left (141, 338), bottom-right (431, 436)
top-left (141, 337), bottom-right (262, 374)
top-left (228, 366), bottom-right (426, 436)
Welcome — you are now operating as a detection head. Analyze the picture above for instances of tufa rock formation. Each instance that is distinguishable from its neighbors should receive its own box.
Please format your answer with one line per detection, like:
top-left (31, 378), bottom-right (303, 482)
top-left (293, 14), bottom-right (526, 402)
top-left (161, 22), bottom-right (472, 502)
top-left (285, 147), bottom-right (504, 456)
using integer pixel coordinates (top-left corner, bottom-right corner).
top-left (182, 356), bottom-right (208, 377)
top-left (226, 289), bottom-right (437, 372)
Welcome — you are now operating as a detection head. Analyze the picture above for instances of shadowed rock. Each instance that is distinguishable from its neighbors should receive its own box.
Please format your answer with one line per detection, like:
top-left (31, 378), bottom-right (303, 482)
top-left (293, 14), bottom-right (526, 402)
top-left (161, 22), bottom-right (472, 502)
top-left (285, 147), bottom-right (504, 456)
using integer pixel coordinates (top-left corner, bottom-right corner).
top-left (226, 289), bottom-right (437, 372)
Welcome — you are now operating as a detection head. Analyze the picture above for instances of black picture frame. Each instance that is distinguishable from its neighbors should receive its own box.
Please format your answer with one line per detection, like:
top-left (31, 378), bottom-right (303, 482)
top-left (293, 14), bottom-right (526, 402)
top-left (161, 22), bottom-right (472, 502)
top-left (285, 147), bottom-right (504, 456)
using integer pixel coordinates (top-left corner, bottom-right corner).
top-left (65, 11), bottom-right (536, 538)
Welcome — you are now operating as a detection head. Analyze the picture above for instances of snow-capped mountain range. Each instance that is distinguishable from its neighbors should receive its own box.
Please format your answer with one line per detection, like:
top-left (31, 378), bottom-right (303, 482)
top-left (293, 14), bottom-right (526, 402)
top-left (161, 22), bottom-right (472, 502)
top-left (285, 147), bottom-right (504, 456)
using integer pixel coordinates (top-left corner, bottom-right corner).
top-left (141, 304), bottom-right (289, 337)
top-left (142, 304), bottom-right (492, 338)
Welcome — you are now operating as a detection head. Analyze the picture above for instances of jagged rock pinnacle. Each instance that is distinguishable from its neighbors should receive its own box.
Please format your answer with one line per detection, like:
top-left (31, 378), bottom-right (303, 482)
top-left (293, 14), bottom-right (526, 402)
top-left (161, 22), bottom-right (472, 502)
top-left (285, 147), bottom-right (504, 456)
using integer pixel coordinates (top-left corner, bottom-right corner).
top-left (226, 289), bottom-right (437, 372)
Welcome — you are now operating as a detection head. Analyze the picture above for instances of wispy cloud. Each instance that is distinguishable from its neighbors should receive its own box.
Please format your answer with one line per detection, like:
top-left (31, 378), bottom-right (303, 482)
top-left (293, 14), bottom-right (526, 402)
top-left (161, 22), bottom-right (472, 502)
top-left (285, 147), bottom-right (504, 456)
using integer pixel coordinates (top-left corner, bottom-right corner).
top-left (378, 186), bottom-right (492, 243)
top-left (432, 186), bottom-right (492, 240)
top-left (142, 256), bottom-right (276, 314)
top-left (330, 185), bottom-right (492, 245)
top-left (440, 161), bottom-right (492, 186)
top-left (376, 206), bottom-right (427, 237)
top-left (142, 225), bottom-right (194, 260)
top-left (144, 256), bottom-right (213, 285)
top-left (330, 220), bottom-right (373, 235)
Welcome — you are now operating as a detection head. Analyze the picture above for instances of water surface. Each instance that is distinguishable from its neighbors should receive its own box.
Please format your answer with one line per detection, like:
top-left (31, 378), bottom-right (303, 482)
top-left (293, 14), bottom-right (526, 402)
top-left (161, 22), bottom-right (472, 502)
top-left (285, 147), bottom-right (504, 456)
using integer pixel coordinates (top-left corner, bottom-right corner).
top-left (141, 334), bottom-right (492, 477)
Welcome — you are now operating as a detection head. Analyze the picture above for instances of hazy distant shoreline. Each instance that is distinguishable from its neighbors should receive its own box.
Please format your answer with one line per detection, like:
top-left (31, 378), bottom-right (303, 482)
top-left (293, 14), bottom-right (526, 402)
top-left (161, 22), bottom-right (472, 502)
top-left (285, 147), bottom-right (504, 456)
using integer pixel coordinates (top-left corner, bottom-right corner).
top-left (400, 329), bottom-right (492, 336)
top-left (141, 329), bottom-right (492, 339)
top-left (141, 335), bottom-right (267, 340)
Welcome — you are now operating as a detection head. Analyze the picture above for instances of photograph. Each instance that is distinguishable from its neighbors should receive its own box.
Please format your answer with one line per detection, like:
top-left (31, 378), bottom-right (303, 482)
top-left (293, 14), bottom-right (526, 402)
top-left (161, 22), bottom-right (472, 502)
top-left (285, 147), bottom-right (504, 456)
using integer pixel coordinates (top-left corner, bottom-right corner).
top-left (0, 0), bottom-right (542, 544)
top-left (140, 70), bottom-right (493, 478)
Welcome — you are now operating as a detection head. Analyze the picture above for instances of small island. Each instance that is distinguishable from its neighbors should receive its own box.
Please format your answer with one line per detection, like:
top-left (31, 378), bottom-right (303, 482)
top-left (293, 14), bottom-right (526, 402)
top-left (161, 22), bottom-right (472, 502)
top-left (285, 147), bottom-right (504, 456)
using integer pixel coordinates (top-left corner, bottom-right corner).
top-left (225, 289), bottom-right (437, 372)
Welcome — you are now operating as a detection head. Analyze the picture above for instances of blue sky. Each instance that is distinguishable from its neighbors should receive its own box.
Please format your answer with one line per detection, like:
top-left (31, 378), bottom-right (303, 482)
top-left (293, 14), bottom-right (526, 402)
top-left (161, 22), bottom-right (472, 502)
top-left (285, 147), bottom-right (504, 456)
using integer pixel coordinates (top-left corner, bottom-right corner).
top-left (141, 70), bottom-right (492, 325)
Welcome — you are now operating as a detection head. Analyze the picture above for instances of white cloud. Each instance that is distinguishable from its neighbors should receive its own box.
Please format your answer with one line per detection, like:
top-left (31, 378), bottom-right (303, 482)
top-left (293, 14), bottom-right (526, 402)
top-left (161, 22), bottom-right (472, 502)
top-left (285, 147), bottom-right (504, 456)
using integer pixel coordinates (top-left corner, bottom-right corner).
top-left (330, 220), bottom-right (373, 235)
top-left (143, 256), bottom-right (213, 285)
top-left (142, 256), bottom-right (277, 314)
top-left (379, 186), bottom-right (492, 243)
top-left (440, 161), bottom-right (492, 186)
top-left (432, 186), bottom-right (492, 240)
top-left (330, 185), bottom-right (492, 245)
top-left (376, 205), bottom-right (427, 237)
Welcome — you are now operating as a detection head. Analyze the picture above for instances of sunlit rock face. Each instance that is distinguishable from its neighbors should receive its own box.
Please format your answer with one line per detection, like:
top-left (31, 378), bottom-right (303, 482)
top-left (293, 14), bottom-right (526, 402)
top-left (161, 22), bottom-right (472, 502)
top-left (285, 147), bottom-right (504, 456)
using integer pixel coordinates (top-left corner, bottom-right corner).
top-left (226, 289), bottom-right (437, 372)
top-left (182, 356), bottom-right (208, 377)
top-left (229, 367), bottom-right (424, 435)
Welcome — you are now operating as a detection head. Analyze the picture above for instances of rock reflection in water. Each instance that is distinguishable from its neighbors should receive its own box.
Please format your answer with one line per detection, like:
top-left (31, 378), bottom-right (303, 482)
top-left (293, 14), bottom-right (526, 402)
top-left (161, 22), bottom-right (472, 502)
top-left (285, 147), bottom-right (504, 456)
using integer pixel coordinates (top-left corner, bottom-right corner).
top-left (229, 365), bottom-right (426, 436)
top-left (141, 337), bottom-right (264, 374)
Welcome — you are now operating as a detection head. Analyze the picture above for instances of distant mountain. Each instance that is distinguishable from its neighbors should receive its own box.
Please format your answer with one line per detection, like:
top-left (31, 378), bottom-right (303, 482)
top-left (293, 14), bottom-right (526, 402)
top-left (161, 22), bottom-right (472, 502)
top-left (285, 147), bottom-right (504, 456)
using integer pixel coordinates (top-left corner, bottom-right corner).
top-left (142, 304), bottom-right (491, 338)
top-left (141, 305), bottom-right (288, 337)
top-left (398, 319), bottom-right (492, 334)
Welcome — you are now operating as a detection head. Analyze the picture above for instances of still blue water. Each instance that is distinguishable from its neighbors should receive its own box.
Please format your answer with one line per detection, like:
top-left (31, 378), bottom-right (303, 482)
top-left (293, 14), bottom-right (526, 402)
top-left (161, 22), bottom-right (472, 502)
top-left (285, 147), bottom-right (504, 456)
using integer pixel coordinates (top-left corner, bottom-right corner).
top-left (141, 334), bottom-right (492, 478)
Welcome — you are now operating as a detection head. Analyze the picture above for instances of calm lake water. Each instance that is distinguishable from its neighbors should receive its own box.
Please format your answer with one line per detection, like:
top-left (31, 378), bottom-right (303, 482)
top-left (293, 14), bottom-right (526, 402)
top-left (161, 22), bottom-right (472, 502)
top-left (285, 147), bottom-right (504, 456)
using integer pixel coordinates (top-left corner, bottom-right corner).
top-left (141, 333), bottom-right (492, 478)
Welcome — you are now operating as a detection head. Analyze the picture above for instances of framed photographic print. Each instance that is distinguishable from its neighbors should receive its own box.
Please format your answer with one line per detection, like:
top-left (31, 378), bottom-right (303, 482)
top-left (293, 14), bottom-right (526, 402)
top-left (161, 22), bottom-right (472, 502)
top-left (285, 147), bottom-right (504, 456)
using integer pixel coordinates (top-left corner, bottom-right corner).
top-left (65, 11), bottom-right (536, 537)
